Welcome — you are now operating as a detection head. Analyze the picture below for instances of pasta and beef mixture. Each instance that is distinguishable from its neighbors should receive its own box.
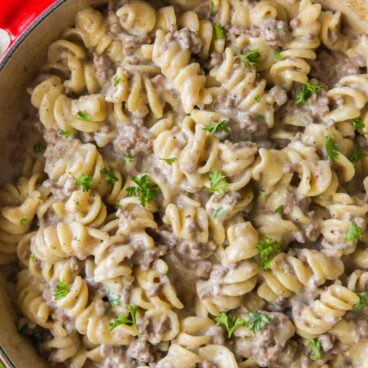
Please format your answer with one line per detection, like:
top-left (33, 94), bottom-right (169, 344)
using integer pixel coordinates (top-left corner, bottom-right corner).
top-left (2, 0), bottom-right (368, 367)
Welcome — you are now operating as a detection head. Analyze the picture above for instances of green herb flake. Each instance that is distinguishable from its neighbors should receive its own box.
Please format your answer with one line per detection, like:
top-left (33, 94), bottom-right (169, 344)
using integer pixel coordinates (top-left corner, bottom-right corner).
top-left (108, 304), bottom-right (138, 333)
top-left (238, 49), bottom-right (261, 67)
top-left (213, 22), bottom-right (225, 40)
top-left (30, 255), bottom-right (36, 262)
top-left (209, 0), bottom-right (216, 16)
top-left (113, 75), bottom-right (121, 87)
top-left (59, 129), bottom-right (72, 138)
top-left (212, 207), bottom-right (224, 220)
top-left (323, 136), bottom-right (339, 162)
top-left (274, 50), bottom-right (282, 60)
top-left (349, 150), bottom-right (366, 165)
top-left (160, 157), bottom-right (177, 165)
top-left (124, 153), bottom-right (135, 163)
top-left (108, 291), bottom-right (121, 306)
top-left (100, 167), bottom-right (118, 185)
top-left (33, 143), bottom-right (45, 154)
top-left (215, 311), bottom-right (247, 338)
top-left (54, 280), bottom-right (70, 301)
top-left (246, 312), bottom-right (272, 334)
top-left (256, 237), bottom-right (281, 270)
top-left (354, 292), bottom-right (368, 309)
top-left (345, 221), bottom-right (362, 243)
top-left (255, 95), bottom-right (261, 103)
top-left (126, 175), bottom-right (159, 207)
top-left (352, 117), bottom-right (365, 130)
top-left (203, 120), bottom-right (230, 135)
top-left (294, 82), bottom-right (323, 105)
top-left (206, 170), bottom-right (228, 194)
top-left (20, 216), bottom-right (28, 225)
top-left (74, 173), bottom-right (93, 192)
top-left (274, 205), bottom-right (283, 214)
top-left (307, 339), bottom-right (322, 360)
top-left (75, 111), bottom-right (92, 121)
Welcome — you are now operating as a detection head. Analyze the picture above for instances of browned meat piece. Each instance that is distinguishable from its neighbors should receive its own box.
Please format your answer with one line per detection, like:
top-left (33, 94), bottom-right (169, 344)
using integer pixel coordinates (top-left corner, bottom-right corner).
top-left (126, 339), bottom-right (155, 364)
top-left (261, 19), bottom-right (291, 47)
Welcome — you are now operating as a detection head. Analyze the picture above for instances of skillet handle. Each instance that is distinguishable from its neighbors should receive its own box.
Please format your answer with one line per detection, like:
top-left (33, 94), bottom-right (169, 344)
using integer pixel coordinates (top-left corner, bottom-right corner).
top-left (0, 0), bottom-right (55, 58)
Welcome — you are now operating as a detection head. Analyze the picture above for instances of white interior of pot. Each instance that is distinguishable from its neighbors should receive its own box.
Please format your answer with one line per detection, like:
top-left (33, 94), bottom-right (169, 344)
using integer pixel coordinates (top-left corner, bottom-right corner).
top-left (0, 0), bottom-right (367, 366)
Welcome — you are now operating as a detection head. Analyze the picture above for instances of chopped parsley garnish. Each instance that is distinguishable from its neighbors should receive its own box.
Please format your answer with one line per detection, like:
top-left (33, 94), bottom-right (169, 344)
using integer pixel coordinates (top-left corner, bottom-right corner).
top-left (75, 111), bottom-right (92, 121)
top-left (212, 207), bottom-right (224, 220)
top-left (209, 0), bottom-right (216, 16)
top-left (108, 304), bottom-right (138, 333)
top-left (124, 153), bottom-right (134, 163)
top-left (54, 280), bottom-right (70, 300)
top-left (274, 50), bottom-right (282, 60)
top-left (30, 255), bottom-right (36, 262)
top-left (256, 237), bottom-right (281, 270)
top-left (323, 136), bottom-right (339, 162)
top-left (20, 216), bottom-right (28, 225)
top-left (74, 173), bottom-right (93, 192)
top-left (238, 49), bottom-right (261, 66)
top-left (307, 339), bottom-right (322, 360)
top-left (213, 22), bottom-right (225, 40)
top-left (126, 175), bottom-right (158, 207)
top-left (69, 329), bottom-right (77, 336)
top-left (349, 150), bottom-right (366, 165)
top-left (59, 129), bottom-right (72, 138)
top-left (345, 221), bottom-right (362, 243)
top-left (352, 117), bottom-right (365, 130)
top-left (274, 205), bottom-right (283, 214)
top-left (294, 82), bottom-right (323, 105)
top-left (33, 143), bottom-right (45, 153)
top-left (159, 157), bottom-right (177, 165)
top-left (255, 95), bottom-right (261, 103)
top-left (354, 292), bottom-right (368, 309)
top-left (203, 120), bottom-right (230, 135)
top-left (215, 312), bottom-right (247, 338)
top-left (107, 291), bottom-right (121, 306)
top-left (206, 170), bottom-right (228, 194)
top-left (246, 312), bottom-right (272, 334)
top-left (100, 167), bottom-right (118, 185)
top-left (113, 75), bottom-right (121, 87)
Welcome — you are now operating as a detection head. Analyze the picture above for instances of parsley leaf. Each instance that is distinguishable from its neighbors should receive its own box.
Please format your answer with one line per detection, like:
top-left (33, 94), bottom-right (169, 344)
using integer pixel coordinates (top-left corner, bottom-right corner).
top-left (127, 175), bottom-right (158, 207)
top-left (100, 167), bottom-right (118, 185)
top-left (209, 0), bottom-right (216, 16)
top-left (206, 170), bottom-right (228, 194)
top-left (213, 22), bottom-right (225, 40)
top-left (212, 207), bottom-right (224, 220)
top-left (74, 173), bottom-right (93, 192)
top-left (274, 50), bottom-right (282, 60)
top-left (108, 304), bottom-right (138, 333)
top-left (215, 312), bottom-right (247, 338)
top-left (59, 129), bottom-right (72, 138)
top-left (124, 153), bottom-right (134, 163)
top-left (238, 49), bottom-right (261, 66)
top-left (246, 312), bottom-right (272, 333)
top-left (255, 95), bottom-right (261, 103)
top-left (256, 237), bottom-right (281, 270)
top-left (274, 205), bottom-right (283, 214)
top-left (75, 111), bottom-right (92, 121)
top-left (203, 120), bottom-right (230, 135)
top-left (107, 291), bottom-right (121, 306)
top-left (54, 280), bottom-right (70, 300)
top-left (160, 157), bottom-right (177, 165)
top-left (323, 136), bottom-right (339, 162)
top-left (349, 150), bottom-right (366, 165)
top-left (113, 75), bottom-right (120, 87)
top-left (294, 82), bottom-right (322, 105)
top-left (354, 292), bottom-right (368, 309)
top-left (20, 216), bottom-right (28, 225)
top-left (307, 339), bottom-right (322, 360)
top-left (345, 221), bottom-right (362, 243)
top-left (352, 117), bottom-right (365, 130)
top-left (33, 143), bottom-right (45, 153)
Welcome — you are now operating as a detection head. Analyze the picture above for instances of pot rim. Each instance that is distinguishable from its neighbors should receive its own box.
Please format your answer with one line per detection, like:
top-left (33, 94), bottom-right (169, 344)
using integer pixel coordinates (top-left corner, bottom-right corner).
top-left (0, 0), bottom-right (65, 72)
